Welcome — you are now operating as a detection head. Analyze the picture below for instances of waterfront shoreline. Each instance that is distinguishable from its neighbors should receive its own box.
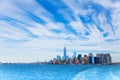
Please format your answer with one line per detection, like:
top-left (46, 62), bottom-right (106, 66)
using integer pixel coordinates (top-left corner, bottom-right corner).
top-left (0, 62), bottom-right (120, 65)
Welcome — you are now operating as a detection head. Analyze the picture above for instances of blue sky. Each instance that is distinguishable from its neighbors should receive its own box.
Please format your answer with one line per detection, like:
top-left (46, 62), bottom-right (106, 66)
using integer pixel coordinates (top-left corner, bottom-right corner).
top-left (0, 0), bottom-right (120, 62)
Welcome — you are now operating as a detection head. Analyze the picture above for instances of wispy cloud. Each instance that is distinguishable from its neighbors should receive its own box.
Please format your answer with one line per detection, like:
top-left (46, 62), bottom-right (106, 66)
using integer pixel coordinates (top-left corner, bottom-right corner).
top-left (0, 0), bottom-right (120, 62)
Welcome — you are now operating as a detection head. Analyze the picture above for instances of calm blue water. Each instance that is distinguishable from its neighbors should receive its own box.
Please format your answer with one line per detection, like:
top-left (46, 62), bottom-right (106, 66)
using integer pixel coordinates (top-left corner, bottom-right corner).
top-left (0, 64), bottom-right (120, 80)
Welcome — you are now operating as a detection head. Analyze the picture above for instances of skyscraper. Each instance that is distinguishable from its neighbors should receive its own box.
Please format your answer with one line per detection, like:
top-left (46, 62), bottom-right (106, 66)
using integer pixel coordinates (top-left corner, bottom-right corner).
top-left (77, 54), bottom-right (81, 63)
top-left (88, 53), bottom-right (94, 64)
top-left (73, 51), bottom-right (76, 57)
top-left (63, 47), bottom-right (67, 59)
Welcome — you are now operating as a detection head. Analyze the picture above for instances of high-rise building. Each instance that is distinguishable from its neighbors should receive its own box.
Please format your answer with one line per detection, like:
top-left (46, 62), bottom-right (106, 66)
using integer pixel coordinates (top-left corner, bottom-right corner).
top-left (109, 54), bottom-right (112, 64)
top-left (63, 47), bottom-right (67, 60)
top-left (77, 54), bottom-right (82, 63)
top-left (56, 55), bottom-right (62, 64)
top-left (101, 53), bottom-right (105, 64)
top-left (53, 58), bottom-right (57, 64)
top-left (94, 53), bottom-right (99, 64)
top-left (88, 53), bottom-right (94, 64)
top-left (104, 53), bottom-right (112, 64)
top-left (57, 55), bottom-right (61, 61)
top-left (81, 57), bottom-right (85, 64)
top-left (88, 53), bottom-right (92, 64)
top-left (73, 51), bottom-right (76, 57)
top-left (92, 56), bottom-right (95, 64)
top-left (84, 55), bottom-right (88, 64)
top-left (94, 57), bottom-right (99, 64)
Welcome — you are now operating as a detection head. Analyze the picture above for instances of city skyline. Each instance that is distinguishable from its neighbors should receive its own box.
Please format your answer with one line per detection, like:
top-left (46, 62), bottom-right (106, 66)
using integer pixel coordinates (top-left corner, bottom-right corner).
top-left (50, 47), bottom-right (112, 65)
top-left (0, 0), bottom-right (120, 62)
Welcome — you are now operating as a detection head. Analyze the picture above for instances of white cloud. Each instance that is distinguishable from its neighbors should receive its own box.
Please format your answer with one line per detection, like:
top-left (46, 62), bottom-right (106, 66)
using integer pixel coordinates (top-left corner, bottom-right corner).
top-left (93, 0), bottom-right (120, 9)
top-left (45, 22), bottom-right (66, 32)
top-left (27, 23), bottom-right (58, 39)
top-left (92, 0), bottom-right (120, 39)
top-left (62, 0), bottom-right (94, 20)
top-left (0, 0), bottom-right (120, 62)
top-left (0, 21), bottom-right (29, 40)
top-left (58, 8), bottom-right (74, 21)
top-left (70, 21), bottom-right (88, 35)
top-left (88, 26), bottom-right (104, 42)
top-left (0, 0), bottom-right (30, 24)
top-left (27, 22), bottom-right (78, 39)
top-left (111, 9), bottom-right (120, 38)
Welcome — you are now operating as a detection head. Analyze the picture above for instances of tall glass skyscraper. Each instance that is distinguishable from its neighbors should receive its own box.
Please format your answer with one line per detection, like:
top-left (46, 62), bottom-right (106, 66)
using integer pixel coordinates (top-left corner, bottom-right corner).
top-left (64, 47), bottom-right (67, 59)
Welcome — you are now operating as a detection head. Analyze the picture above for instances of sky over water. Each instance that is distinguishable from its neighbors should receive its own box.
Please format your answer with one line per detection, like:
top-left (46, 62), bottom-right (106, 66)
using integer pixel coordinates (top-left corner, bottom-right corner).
top-left (0, 0), bottom-right (120, 62)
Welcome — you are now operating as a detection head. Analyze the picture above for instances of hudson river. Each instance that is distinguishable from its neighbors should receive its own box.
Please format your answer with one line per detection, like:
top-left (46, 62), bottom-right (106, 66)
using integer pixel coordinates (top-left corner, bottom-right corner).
top-left (0, 64), bottom-right (120, 80)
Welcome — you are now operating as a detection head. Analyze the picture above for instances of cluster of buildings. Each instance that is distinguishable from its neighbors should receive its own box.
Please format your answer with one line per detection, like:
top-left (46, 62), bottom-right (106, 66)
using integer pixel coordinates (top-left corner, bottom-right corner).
top-left (49, 47), bottom-right (112, 65)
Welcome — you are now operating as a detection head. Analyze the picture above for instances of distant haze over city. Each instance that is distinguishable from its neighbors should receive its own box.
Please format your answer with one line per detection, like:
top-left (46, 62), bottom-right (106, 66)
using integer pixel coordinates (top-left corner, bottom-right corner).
top-left (0, 0), bottom-right (120, 63)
